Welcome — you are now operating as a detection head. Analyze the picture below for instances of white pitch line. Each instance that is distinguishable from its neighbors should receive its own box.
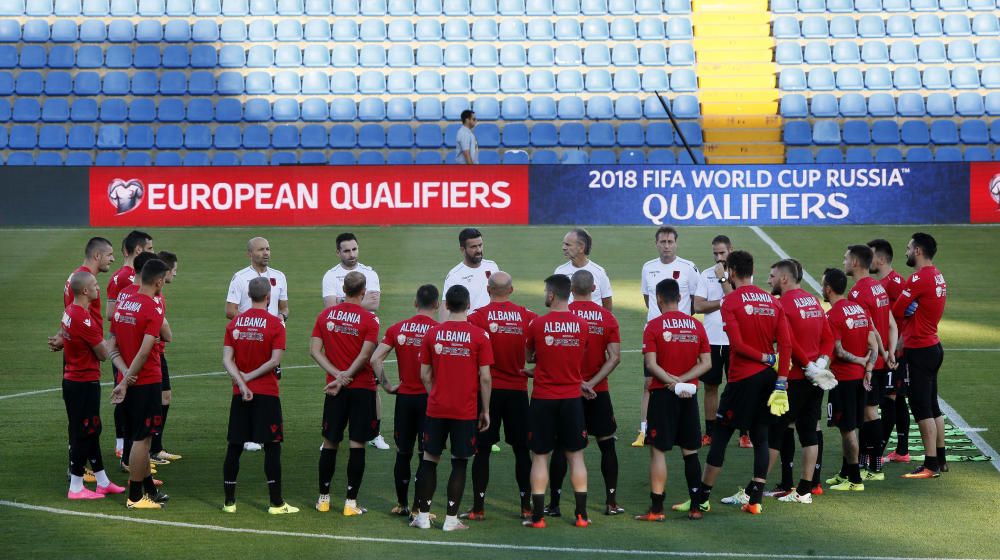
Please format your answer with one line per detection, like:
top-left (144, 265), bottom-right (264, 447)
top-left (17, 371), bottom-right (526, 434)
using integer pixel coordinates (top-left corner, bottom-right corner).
top-left (0, 501), bottom-right (984, 560)
top-left (749, 226), bottom-right (1000, 474)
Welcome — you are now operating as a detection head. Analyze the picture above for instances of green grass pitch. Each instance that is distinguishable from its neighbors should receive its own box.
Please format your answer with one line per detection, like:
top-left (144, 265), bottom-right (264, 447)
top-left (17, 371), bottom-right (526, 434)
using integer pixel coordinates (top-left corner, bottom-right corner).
top-left (0, 225), bottom-right (997, 559)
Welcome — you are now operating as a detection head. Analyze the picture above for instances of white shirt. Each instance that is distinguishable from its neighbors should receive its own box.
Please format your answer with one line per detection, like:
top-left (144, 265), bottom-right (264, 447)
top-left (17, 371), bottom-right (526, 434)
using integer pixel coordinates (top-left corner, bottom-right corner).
top-left (227, 266), bottom-right (288, 318)
top-left (455, 126), bottom-right (478, 164)
top-left (322, 263), bottom-right (381, 303)
top-left (694, 267), bottom-right (729, 345)
top-left (640, 256), bottom-right (700, 323)
top-left (443, 259), bottom-right (499, 312)
top-left (554, 260), bottom-right (613, 305)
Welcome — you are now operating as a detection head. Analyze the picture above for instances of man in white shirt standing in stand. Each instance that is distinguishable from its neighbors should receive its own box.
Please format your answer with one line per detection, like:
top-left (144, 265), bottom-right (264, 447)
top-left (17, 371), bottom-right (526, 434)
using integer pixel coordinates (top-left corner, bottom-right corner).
top-left (321, 232), bottom-right (390, 451)
top-left (554, 228), bottom-right (613, 310)
top-left (442, 228), bottom-right (500, 319)
top-left (456, 110), bottom-right (479, 164)
top-left (226, 237), bottom-right (289, 452)
top-left (631, 226), bottom-right (701, 448)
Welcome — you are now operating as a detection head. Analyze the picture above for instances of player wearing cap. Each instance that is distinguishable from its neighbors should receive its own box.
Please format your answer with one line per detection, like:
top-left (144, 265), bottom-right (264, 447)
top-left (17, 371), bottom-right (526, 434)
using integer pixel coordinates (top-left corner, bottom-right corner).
top-left (370, 284), bottom-right (439, 517)
top-left (636, 278), bottom-right (710, 521)
top-left (554, 228), bottom-right (613, 309)
top-left (464, 272), bottom-right (536, 520)
top-left (893, 233), bottom-right (947, 479)
top-left (311, 271), bottom-right (380, 516)
top-left (221, 277), bottom-right (297, 515)
top-left (410, 286), bottom-right (493, 532)
top-left (442, 228), bottom-right (500, 318)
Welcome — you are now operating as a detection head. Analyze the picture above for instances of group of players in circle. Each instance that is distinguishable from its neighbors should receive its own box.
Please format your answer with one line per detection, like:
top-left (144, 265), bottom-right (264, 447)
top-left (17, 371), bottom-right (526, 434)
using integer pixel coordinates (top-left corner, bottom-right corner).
top-left (52, 226), bottom-right (948, 531)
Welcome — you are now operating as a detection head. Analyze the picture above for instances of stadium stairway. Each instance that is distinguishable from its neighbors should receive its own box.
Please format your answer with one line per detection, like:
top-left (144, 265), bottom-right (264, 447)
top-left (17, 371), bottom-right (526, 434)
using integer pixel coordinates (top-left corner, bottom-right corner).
top-left (693, 0), bottom-right (784, 163)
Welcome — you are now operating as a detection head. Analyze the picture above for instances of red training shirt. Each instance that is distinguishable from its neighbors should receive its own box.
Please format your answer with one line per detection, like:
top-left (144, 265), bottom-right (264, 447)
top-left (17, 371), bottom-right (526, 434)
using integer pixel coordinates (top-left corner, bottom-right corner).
top-left (64, 265), bottom-right (102, 325)
top-left (778, 288), bottom-right (834, 381)
top-left (569, 300), bottom-right (620, 392)
top-left (419, 321), bottom-right (493, 420)
top-left (107, 265), bottom-right (135, 306)
top-left (381, 314), bottom-right (437, 395)
top-left (526, 310), bottom-right (589, 400)
top-left (225, 308), bottom-right (286, 397)
top-left (111, 291), bottom-right (164, 386)
top-left (827, 299), bottom-right (871, 381)
top-left (469, 301), bottom-right (536, 392)
top-left (892, 265), bottom-right (947, 350)
top-left (720, 285), bottom-right (791, 382)
top-left (848, 276), bottom-right (891, 369)
top-left (62, 303), bottom-right (104, 382)
top-left (311, 302), bottom-right (380, 390)
top-left (880, 270), bottom-right (906, 307)
top-left (642, 310), bottom-right (710, 390)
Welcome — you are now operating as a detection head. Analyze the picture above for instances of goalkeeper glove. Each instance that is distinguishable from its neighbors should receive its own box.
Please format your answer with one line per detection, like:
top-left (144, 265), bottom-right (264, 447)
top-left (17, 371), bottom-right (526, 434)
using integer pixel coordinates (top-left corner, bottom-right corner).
top-left (767, 379), bottom-right (789, 416)
top-left (805, 362), bottom-right (838, 391)
top-left (763, 354), bottom-right (777, 368)
top-left (904, 301), bottom-right (919, 317)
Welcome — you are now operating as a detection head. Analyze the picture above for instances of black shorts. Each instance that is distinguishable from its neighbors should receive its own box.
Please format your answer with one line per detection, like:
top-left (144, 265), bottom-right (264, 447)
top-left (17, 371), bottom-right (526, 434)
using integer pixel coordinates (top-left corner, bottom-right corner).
top-left (62, 379), bottom-right (102, 443)
top-left (906, 344), bottom-right (944, 422)
top-left (159, 353), bottom-right (171, 391)
top-left (122, 383), bottom-right (162, 441)
top-left (393, 393), bottom-right (428, 455)
top-left (886, 356), bottom-right (908, 397)
top-left (228, 394), bottom-right (283, 444)
top-left (770, 380), bottom-right (823, 445)
top-left (423, 416), bottom-right (478, 459)
top-left (528, 397), bottom-right (588, 455)
top-left (830, 379), bottom-right (865, 432)
top-left (478, 388), bottom-right (529, 449)
top-left (866, 368), bottom-right (890, 407)
top-left (646, 388), bottom-right (701, 452)
top-left (715, 368), bottom-right (777, 431)
top-left (701, 345), bottom-right (730, 386)
top-left (583, 391), bottom-right (617, 439)
top-left (322, 389), bottom-right (379, 444)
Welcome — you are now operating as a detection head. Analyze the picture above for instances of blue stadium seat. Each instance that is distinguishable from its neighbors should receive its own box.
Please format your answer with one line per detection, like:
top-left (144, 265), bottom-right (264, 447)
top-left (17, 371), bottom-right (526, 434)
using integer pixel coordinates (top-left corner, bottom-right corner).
top-left (65, 152), bottom-right (94, 166)
top-left (784, 121), bottom-right (811, 146)
top-left (808, 68), bottom-right (835, 90)
top-left (897, 93), bottom-right (925, 116)
top-left (776, 43), bottom-right (802, 65)
top-left (952, 66), bottom-right (980, 89)
top-left (893, 67), bottom-right (922, 90)
top-left (836, 68), bottom-right (863, 90)
top-left (38, 125), bottom-right (67, 149)
top-left (618, 122), bottom-right (644, 146)
top-left (502, 123), bottom-right (529, 147)
top-left (875, 147), bottom-right (903, 162)
top-left (905, 147), bottom-right (933, 162)
top-left (926, 93), bottom-right (954, 117)
top-left (964, 147), bottom-right (992, 161)
top-left (901, 121), bottom-right (930, 145)
top-left (923, 66), bottom-right (951, 89)
top-left (887, 15), bottom-right (914, 38)
top-left (773, 17), bottom-right (799, 38)
top-left (501, 150), bottom-right (528, 164)
top-left (558, 122), bottom-right (586, 146)
top-left (780, 68), bottom-right (806, 91)
top-left (5, 152), bottom-right (35, 165)
top-left (675, 122), bottom-right (702, 146)
top-left (499, 19), bottom-right (525, 41)
top-left (871, 121), bottom-right (900, 145)
top-left (959, 120), bottom-right (989, 144)
top-left (976, 38), bottom-right (999, 61)
top-left (845, 148), bottom-right (873, 163)
top-left (560, 150), bottom-right (588, 164)
top-left (356, 98), bottom-right (383, 121)
top-left (983, 66), bottom-right (1000, 88)
top-left (443, 71), bottom-right (470, 93)
top-left (412, 124), bottom-right (441, 148)
top-left (41, 98), bottom-right (69, 122)
top-left (241, 98), bottom-right (269, 122)
top-left (614, 95), bottom-right (642, 120)
top-left (618, 150), bottom-right (644, 164)
top-left (957, 92), bottom-right (985, 116)
top-left (678, 148), bottom-right (703, 164)
top-left (842, 121), bottom-right (871, 145)
top-left (94, 152), bottom-right (122, 166)
top-left (934, 147), bottom-right (962, 162)
top-left (388, 19), bottom-right (414, 41)
top-left (930, 120), bottom-right (959, 144)
top-left (665, 17), bottom-right (691, 39)
top-left (810, 94), bottom-right (838, 117)
top-left (12, 98), bottom-right (40, 122)
top-left (830, 16), bottom-right (856, 38)
top-left (98, 98), bottom-right (126, 122)
top-left (973, 13), bottom-right (999, 36)
top-left (68, 99), bottom-right (97, 122)
top-left (270, 125), bottom-right (298, 149)
top-left (530, 150), bottom-right (557, 163)
top-left (645, 122), bottom-right (673, 146)
top-left (916, 14), bottom-right (942, 37)
top-left (771, 0), bottom-right (795, 12)
top-left (527, 19), bottom-right (553, 40)
top-left (55, 0), bottom-right (81, 15)
top-left (355, 151), bottom-right (384, 165)
top-left (802, 0), bottom-right (827, 12)
top-left (785, 148), bottom-right (814, 164)
top-left (530, 123), bottom-right (558, 146)
top-left (801, 16), bottom-right (828, 38)
top-left (836, 93), bottom-right (865, 117)
top-left (949, 39), bottom-right (977, 62)
top-left (647, 149), bottom-right (675, 164)
top-left (356, 124), bottom-right (385, 148)
top-left (780, 94), bottom-right (807, 118)
top-left (815, 148), bottom-right (843, 164)
top-left (637, 17), bottom-right (663, 40)
top-left (944, 14), bottom-right (971, 36)
top-left (68, 125), bottom-right (95, 149)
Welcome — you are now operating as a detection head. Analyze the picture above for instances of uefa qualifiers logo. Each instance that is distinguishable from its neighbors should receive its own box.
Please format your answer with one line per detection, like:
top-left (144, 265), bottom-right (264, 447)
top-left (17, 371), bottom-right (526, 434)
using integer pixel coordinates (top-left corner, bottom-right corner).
top-left (108, 178), bottom-right (144, 215)
top-left (990, 174), bottom-right (1000, 211)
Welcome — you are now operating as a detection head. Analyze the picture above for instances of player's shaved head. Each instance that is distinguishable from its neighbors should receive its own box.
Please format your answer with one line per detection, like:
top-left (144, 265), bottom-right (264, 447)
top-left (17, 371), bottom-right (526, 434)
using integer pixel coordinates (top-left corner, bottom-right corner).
top-left (488, 271), bottom-right (513, 294)
top-left (69, 271), bottom-right (96, 296)
top-left (85, 237), bottom-right (113, 258)
top-left (85, 237), bottom-right (115, 272)
top-left (247, 237), bottom-right (271, 270)
top-left (343, 271), bottom-right (367, 298)
top-left (247, 237), bottom-right (268, 252)
top-left (248, 276), bottom-right (270, 303)
top-left (570, 269), bottom-right (595, 297)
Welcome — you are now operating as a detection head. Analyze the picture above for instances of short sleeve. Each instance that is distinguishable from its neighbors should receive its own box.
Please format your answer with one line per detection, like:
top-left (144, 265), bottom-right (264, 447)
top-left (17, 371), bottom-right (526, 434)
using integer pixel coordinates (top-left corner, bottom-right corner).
top-left (467, 311), bottom-right (484, 331)
top-left (642, 323), bottom-right (657, 354)
top-left (381, 324), bottom-right (398, 347)
top-left (688, 267), bottom-right (702, 296)
top-left (321, 270), bottom-right (339, 299)
top-left (311, 312), bottom-right (324, 338)
top-left (272, 322), bottom-right (287, 351)
top-left (278, 274), bottom-right (288, 302)
top-left (694, 273), bottom-right (708, 299)
top-left (144, 307), bottom-right (165, 338)
top-left (367, 270), bottom-right (381, 292)
top-left (827, 313), bottom-right (843, 341)
top-left (77, 315), bottom-right (104, 347)
top-left (477, 331), bottom-right (494, 366)
top-left (363, 314), bottom-right (379, 343)
top-left (419, 330), bottom-right (434, 365)
top-left (640, 264), bottom-right (648, 295)
top-left (599, 269), bottom-right (613, 298)
top-left (224, 324), bottom-right (235, 347)
top-left (606, 314), bottom-right (621, 344)
top-left (457, 130), bottom-right (472, 151)
top-left (226, 275), bottom-right (243, 305)
top-left (696, 322), bottom-right (710, 353)
top-left (525, 320), bottom-right (536, 352)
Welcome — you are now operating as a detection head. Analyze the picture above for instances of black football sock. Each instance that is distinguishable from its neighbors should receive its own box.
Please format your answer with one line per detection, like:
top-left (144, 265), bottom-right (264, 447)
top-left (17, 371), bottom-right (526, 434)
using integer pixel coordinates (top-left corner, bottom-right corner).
top-left (346, 447), bottom-right (365, 500)
top-left (796, 478), bottom-right (813, 496)
top-left (394, 452), bottom-right (413, 508)
top-left (87, 438), bottom-right (105, 473)
top-left (880, 398), bottom-right (897, 445)
top-left (128, 480), bottom-right (143, 502)
top-left (264, 443), bottom-right (282, 506)
top-left (414, 459), bottom-right (438, 513)
top-left (548, 450), bottom-right (567, 507)
top-left (598, 438), bottom-right (619, 505)
top-left (318, 448), bottom-right (337, 495)
top-left (151, 404), bottom-right (168, 455)
top-left (863, 420), bottom-right (882, 471)
top-left (780, 428), bottom-right (795, 488)
top-left (471, 449), bottom-right (489, 512)
top-left (840, 456), bottom-right (848, 477)
top-left (114, 403), bottom-right (125, 439)
top-left (813, 430), bottom-right (824, 487)
top-left (936, 447), bottom-right (947, 470)
top-left (847, 463), bottom-right (862, 484)
top-left (446, 458), bottom-right (468, 517)
top-left (693, 483), bottom-right (712, 508)
top-left (650, 492), bottom-right (665, 514)
top-left (223, 443), bottom-right (242, 504)
top-left (705, 419), bottom-right (715, 437)
top-left (683, 453), bottom-right (702, 502)
top-left (574, 491), bottom-right (588, 518)
top-left (513, 445), bottom-right (532, 511)
top-left (142, 475), bottom-right (157, 496)
top-left (531, 493), bottom-right (545, 523)
top-left (746, 480), bottom-right (765, 505)
top-left (896, 398), bottom-right (911, 455)
top-left (923, 454), bottom-right (938, 471)
top-left (123, 438), bottom-right (133, 466)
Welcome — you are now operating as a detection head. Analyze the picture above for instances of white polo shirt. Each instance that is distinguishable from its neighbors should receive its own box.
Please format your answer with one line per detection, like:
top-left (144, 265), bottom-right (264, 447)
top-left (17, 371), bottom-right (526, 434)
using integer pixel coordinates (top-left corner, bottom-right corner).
top-left (443, 259), bottom-right (499, 312)
top-left (694, 267), bottom-right (729, 346)
top-left (227, 265), bottom-right (288, 317)
top-left (640, 256), bottom-right (700, 322)
top-left (455, 126), bottom-right (479, 164)
top-left (322, 263), bottom-right (381, 303)
top-left (554, 259), bottom-right (613, 305)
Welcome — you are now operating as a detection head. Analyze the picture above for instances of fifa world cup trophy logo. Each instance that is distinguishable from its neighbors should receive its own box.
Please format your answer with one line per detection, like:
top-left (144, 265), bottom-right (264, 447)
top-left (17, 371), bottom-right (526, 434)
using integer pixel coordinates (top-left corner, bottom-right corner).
top-left (990, 174), bottom-right (1000, 212)
top-left (107, 178), bottom-right (145, 215)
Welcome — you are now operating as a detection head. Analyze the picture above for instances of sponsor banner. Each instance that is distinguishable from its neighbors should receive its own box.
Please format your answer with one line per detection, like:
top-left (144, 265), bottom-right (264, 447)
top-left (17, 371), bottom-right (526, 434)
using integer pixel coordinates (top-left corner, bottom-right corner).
top-left (529, 164), bottom-right (970, 225)
top-left (89, 166), bottom-right (529, 227)
top-left (969, 163), bottom-right (1000, 224)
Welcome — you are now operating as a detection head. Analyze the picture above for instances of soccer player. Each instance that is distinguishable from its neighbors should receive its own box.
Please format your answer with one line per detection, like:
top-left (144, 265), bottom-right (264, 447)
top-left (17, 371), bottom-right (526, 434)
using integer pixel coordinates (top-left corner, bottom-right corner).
top-left (548, 270), bottom-right (622, 516)
top-left (634, 226), bottom-right (700, 448)
top-left (822, 268), bottom-right (878, 492)
top-left (322, 232), bottom-right (389, 450)
top-left (109, 258), bottom-right (172, 509)
top-left (892, 233), bottom-right (947, 479)
top-left (311, 271), bottom-right (380, 516)
top-left (410, 286), bottom-right (493, 531)
top-left (221, 277), bottom-right (297, 514)
top-left (149, 251), bottom-right (181, 464)
top-left (442, 228), bottom-right (500, 318)
top-left (464, 272), bottom-right (536, 520)
top-left (693, 235), bottom-right (737, 449)
top-left (766, 260), bottom-right (834, 504)
top-left (554, 228), bottom-right (612, 309)
top-left (868, 239), bottom-right (912, 464)
top-left (637, 278), bottom-right (711, 521)
top-left (370, 284), bottom-right (439, 517)
top-left (61, 271), bottom-right (127, 499)
top-left (523, 275), bottom-right (591, 529)
top-left (61, 237), bottom-right (115, 327)
top-left (686, 250), bottom-right (791, 517)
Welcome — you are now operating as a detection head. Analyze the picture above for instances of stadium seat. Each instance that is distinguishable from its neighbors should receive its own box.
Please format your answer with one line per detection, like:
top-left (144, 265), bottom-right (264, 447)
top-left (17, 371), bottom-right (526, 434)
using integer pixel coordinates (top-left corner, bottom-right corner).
top-left (959, 121), bottom-right (989, 144)
top-left (65, 152), bottom-right (94, 166)
top-left (926, 93), bottom-right (955, 117)
top-left (894, 67), bottom-right (922, 89)
top-left (872, 121), bottom-right (901, 144)
top-left (897, 93), bottom-right (925, 116)
top-left (530, 123), bottom-right (558, 146)
top-left (949, 39), bottom-right (977, 62)
top-left (875, 147), bottom-right (903, 162)
top-left (68, 125), bottom-right (95, 149)
top-left (957, 92), bottom-right (986, 116)
top-left (645, 122), bottom-right (673, 147)
top-left (973, 13), bottom-right (1000, 35)
top-left (803, 43), bottom-right (830, 64)
top-left (935, 147), bottom-right (963, 162)
top-left (983, 66), bottom-right (1000, 88)
top-left (784, 121), bottom-right (811, 145)
top-left (808, 68), bottom-right (836, 90)
top-left (647, 149), bottom-right (676, 164)
top-left (786, 148), bottom-right (814, 164)
top-left (839, 93), bottom-right (867, 117)
top-left (844, 148), bottom-right (872, 163)
top-left (240, 153), bottom-right (266, 166)
top-left (502, 123), bottom-right (529, 147)
top-left (901, 121), bottom-right (930, 144)
top-left (842, 121), bottom-right (871, 145)
top-left (978, 38), bottom-right (1000, 62)
top-left (931, 121), bottom-right (959, 144)
top-left (811, 94), bottom-right (839, 117)
top-left (780, 69), bottom-right (807, 91)
top-left (502, 150), bottom-right (528, 164)
top-left (780, 94), bottom-right (807, 118)
top-left (862, 41), bottom-right (889, 63)
top-left (815, 148), bottom-right (843, 164)
top-left (964, 147), bottom-right (992, 161)
top-left (41, 98), bottom-right (69, 122)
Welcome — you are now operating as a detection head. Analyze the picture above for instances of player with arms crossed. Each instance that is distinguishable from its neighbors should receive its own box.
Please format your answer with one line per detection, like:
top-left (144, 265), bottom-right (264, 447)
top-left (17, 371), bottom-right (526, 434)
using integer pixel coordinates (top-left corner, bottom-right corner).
top-left (893, 233), bottom-right (947, 479)
top-left (221, 277), bottom-right (297, 515)
top-left (410, 286), bottom-right (493, 532)
top-left (523, 275), bottom-right (591, 529)
top-left (637, 278), bottom-right (711, 521)
top-left (464, 272), bottom-right (536, 520)
top-left (442, 228), bottom-right (500, 318)
top-left (370, 284), bottom-right (439, 517)
top-left (311, 271), bottom-right (380, 516)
